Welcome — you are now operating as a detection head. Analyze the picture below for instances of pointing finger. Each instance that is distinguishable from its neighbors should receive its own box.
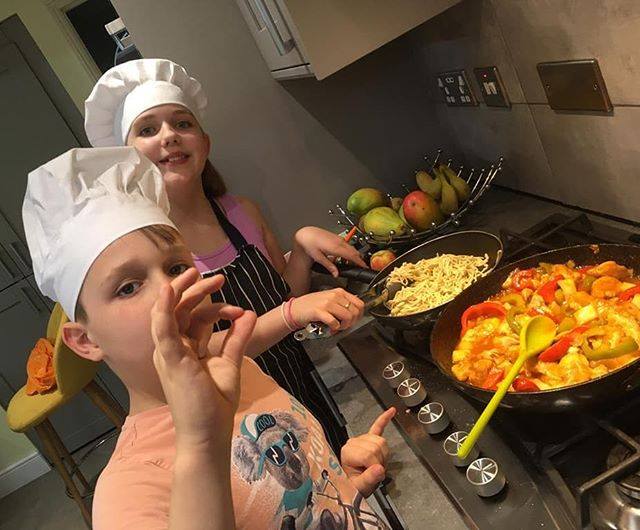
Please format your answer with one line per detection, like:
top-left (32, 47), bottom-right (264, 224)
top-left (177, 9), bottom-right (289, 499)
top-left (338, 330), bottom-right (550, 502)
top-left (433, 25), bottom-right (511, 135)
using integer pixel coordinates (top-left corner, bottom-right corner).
top-left (368, 407), bottom-right (396, 437)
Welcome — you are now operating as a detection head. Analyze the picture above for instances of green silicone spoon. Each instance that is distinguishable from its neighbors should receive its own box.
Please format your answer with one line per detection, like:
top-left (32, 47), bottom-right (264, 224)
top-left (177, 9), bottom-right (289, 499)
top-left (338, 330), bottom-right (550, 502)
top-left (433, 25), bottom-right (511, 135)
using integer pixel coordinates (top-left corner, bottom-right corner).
top-left (457, 315), bottom-right (557, 459)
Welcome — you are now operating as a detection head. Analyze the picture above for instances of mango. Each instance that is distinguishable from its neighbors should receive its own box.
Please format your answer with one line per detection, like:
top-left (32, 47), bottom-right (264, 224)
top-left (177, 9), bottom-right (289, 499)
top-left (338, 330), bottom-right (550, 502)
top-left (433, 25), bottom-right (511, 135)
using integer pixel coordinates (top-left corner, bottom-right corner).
top-left (358, 215), bottom-right (367, 233)
top-left (347, 188), bottom-right (388, 217)
top-left (363, 206), bottom-right (406, 237)
top-left (370, 250), bottom-right (397, 272)
top-left (402, 190), bottom-right (443, 231)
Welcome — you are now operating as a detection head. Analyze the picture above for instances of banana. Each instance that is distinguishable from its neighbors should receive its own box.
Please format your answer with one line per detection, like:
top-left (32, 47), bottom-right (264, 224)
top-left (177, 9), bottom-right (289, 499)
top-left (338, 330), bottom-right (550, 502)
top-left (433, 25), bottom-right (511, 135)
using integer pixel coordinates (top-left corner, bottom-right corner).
top-left (439, 164), bottom-right (470, 202)
top-left (415, 169), bottom-right (442, 200)
top-left (438, 173), bottom-right (459, 215)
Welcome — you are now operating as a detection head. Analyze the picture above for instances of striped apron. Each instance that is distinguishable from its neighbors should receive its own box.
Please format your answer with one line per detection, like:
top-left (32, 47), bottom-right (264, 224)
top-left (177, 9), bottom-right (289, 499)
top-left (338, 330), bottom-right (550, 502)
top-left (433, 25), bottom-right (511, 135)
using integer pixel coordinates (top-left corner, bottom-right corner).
top-left (203, 197), bottom-right (348, 455)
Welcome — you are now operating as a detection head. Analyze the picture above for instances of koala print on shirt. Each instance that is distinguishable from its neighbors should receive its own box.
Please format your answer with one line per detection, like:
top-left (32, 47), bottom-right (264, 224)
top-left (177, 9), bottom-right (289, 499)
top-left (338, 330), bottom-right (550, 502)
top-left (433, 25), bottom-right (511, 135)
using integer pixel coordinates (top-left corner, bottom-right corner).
top-left (231, 397), bottom-right (388, 530)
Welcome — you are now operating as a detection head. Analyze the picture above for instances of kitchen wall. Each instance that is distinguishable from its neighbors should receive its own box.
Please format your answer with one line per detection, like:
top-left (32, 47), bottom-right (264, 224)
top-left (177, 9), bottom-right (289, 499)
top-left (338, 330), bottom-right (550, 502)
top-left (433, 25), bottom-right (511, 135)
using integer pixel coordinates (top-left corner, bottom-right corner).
top-left (109, 0), bottom-right (456, 243)
top-left (411, 0), bottom-right (640, 222)
top-left (109, 0), bottom-right (640, 233)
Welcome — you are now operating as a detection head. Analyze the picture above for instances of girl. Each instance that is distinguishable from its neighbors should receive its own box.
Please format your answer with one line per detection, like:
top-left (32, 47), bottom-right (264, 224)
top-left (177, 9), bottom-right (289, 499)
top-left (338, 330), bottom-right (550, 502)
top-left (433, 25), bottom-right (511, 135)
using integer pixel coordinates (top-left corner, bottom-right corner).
top-left (23, 146), bottom-right (394, 529)
top-left (84, 58), bottom-right (367, 454)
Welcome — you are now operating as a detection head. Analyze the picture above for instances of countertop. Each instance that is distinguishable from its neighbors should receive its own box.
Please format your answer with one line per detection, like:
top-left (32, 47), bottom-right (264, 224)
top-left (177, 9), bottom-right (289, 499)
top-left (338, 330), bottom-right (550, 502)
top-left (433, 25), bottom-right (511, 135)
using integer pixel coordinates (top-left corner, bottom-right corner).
top-left (304, 186), bottom-right (640, 530)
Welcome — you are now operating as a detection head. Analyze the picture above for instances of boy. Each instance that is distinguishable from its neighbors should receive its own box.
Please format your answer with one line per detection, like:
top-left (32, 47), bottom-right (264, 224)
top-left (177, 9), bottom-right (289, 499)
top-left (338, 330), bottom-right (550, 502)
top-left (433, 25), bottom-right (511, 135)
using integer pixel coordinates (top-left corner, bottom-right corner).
top-left (23, 146), bottom-right (394, 529)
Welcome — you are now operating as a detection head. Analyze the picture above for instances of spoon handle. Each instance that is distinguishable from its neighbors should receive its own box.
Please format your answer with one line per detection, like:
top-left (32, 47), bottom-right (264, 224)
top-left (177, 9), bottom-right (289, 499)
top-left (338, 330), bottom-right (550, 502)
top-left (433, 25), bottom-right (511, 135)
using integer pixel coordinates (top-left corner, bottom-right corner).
top-left (457, 356), bottom-right (526, 459)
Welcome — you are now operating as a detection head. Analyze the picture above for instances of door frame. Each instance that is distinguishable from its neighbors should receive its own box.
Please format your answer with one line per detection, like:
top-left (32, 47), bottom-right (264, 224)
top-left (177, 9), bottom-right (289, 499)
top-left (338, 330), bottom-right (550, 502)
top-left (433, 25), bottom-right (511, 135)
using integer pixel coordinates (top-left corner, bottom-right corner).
top-left (44, 0), bottom-right (102, 81)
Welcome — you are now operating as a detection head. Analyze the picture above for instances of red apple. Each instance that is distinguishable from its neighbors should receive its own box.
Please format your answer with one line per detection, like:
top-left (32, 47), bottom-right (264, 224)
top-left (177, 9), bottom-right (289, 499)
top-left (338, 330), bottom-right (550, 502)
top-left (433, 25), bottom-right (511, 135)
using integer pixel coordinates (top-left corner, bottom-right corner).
top-left (370, 249), bottom-right (396, 271)
top-left (402, 190), bottom-right (443, 231)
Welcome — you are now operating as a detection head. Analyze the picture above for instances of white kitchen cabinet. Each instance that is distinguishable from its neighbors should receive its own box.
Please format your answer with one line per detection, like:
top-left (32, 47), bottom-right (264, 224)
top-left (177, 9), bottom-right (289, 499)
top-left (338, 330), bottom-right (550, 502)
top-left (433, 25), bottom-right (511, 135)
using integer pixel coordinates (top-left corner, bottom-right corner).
top-left (236, 0), bottom-right (312, 80)
top-left (237, 0), bottom-right (460, 80)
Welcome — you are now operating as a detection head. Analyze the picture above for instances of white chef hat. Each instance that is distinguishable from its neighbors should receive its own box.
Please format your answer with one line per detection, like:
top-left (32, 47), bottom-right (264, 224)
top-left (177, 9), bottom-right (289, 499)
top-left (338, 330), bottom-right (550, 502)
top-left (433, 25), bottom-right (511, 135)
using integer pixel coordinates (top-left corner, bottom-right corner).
top-left (84, 58), bottom-right (207, 147)
top-left (23, 146), bottom-right (176, 320)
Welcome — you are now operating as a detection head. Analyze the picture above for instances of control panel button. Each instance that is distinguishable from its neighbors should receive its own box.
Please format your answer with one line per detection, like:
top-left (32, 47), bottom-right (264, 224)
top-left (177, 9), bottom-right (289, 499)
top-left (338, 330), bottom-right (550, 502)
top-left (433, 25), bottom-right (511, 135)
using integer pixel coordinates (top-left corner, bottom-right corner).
top-left (444, 431), bottom-right (479, 467)
top-left (382, 361), bottom-right (408, 389)
top-left (396, 377), bottom-right (427, 408)
top-left (418, 402), bottom-right (450, 434)
top-left (466, 457), bottom-right (506, 497)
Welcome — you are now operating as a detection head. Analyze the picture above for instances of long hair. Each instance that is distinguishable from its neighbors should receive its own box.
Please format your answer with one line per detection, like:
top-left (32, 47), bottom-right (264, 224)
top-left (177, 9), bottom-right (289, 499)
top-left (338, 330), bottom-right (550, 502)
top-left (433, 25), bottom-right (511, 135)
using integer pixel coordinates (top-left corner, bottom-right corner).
top-left (202, 159), bottom-right (227, 200)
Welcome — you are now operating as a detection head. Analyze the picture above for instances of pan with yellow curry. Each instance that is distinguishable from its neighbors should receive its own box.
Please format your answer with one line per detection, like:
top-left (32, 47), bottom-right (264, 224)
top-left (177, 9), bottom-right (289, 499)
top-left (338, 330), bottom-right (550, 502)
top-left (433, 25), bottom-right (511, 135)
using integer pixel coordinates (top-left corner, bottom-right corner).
top-left (431, 244), bottom-right (640, 411)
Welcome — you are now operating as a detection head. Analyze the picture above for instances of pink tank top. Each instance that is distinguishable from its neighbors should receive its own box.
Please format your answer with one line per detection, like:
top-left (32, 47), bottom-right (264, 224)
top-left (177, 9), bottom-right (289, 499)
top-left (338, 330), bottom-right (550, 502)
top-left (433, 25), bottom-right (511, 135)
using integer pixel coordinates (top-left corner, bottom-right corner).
top-left (192, 194), bottom-right (272, 274)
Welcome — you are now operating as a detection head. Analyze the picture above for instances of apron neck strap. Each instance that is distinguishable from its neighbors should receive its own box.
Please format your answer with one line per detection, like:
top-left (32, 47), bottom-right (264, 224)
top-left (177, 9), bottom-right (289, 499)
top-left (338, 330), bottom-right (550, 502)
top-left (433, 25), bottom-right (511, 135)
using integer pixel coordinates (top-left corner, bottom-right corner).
top-left (207, 195), bottom-right (249, 250)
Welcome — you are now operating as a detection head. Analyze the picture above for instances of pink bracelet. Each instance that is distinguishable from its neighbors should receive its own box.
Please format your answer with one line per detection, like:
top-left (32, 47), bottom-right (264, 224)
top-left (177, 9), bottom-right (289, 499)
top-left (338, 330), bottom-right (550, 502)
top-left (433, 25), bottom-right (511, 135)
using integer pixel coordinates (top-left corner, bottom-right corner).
top-left (280, 302), bottom-right (296, 332)
top-left (286, 297), bottom-right (303, 330)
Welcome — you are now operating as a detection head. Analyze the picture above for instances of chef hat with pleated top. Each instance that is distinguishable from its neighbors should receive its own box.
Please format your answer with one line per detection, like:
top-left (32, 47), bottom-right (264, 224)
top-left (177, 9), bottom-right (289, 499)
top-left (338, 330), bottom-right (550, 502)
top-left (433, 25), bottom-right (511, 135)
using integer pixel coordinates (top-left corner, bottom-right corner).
top-left (23, 146), bottom-right (176, 320)
top-left (84, 58), bottom-right (207, 147)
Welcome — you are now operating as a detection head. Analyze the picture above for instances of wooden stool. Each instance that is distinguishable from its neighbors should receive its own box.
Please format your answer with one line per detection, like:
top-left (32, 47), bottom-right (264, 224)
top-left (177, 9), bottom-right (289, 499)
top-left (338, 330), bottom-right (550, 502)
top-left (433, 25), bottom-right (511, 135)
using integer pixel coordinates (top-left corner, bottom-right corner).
top-left (6, 304), bottom-right (126, 528)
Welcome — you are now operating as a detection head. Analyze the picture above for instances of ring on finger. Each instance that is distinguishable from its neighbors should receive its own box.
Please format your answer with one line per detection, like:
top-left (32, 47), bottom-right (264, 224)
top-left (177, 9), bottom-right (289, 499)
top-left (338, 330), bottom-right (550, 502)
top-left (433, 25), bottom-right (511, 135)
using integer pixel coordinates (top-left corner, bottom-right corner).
top-left (342, 301), bottom-right (351, 309)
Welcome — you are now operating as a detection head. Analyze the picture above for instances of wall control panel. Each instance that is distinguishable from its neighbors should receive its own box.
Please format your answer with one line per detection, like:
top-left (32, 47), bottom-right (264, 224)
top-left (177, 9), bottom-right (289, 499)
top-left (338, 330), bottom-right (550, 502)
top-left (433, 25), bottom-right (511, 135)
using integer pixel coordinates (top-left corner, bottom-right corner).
top-left (435, 70), bottom-right (478, 107)
top-left (474, 66), bottom-right (510, 108)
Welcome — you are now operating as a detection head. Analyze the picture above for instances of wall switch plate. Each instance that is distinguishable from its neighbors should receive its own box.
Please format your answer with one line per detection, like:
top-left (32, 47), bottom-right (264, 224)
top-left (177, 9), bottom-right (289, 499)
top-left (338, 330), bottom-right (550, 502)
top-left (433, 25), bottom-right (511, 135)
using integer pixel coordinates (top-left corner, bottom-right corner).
top-left (435, 70), bottom-right (478, 107)
top-left (474, 66), bottom-right (510, 108)
top-left (537, 59), bottom-right (612, 112)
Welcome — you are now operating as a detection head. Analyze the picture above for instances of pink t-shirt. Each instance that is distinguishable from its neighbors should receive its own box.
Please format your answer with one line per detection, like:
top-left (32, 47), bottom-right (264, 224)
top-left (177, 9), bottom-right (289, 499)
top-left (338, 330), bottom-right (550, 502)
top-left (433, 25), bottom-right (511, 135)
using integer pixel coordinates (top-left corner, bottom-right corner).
top-left (193, 194), bottom-right (272, 274)
top-left (92, 358), bottom-right (376, 530)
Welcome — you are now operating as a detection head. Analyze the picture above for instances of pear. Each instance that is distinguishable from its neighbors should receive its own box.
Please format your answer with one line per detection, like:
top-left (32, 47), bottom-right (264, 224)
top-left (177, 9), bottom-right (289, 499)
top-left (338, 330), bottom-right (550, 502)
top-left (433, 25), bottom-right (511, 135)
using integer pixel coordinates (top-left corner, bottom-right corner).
top-left (439, 164), bottom-right (470, 202)
top-left (390, 197), bottom-right (403, 212)
top-left (438, 173), bottom-right (459, 215)
top-left (415, 169), bottom-right (441, 200)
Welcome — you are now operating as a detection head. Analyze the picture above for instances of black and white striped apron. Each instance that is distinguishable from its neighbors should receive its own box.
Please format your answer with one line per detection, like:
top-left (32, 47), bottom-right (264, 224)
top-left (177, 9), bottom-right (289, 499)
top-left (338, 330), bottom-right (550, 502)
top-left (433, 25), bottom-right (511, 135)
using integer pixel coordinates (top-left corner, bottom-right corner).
top-left (203, 198), bottom-right (348, 456)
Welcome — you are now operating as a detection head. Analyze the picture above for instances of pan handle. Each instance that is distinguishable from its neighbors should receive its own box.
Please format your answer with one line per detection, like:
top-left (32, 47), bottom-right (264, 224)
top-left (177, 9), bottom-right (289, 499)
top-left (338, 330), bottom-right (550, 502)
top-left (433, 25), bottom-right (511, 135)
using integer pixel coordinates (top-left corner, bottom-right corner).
top-left (311, 261), bottom-right (378, 284)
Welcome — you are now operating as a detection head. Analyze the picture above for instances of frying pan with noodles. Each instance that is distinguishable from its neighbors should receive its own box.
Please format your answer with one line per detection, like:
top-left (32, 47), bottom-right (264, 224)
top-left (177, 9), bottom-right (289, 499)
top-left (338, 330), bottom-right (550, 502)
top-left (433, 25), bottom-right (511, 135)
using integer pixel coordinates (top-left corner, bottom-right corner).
top-left (431, 244), bottom-right (640, 412)
top-left (316, 230), bottom-right (504, 330)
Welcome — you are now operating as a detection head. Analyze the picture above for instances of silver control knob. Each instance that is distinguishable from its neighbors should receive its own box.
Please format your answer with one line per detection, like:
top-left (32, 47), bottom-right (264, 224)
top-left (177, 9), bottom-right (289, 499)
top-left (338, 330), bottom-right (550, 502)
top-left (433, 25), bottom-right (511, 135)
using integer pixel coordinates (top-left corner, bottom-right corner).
top-left (396, 378), bottom-right (427, 408)
top-left (443, 431), bottom-right (479, 467)
top-left (466, 458), bottom-right (506, 497)
top-left (418, 402), bottom-right (450, 434)
top-left (382, 361), bottom-right (408, 389)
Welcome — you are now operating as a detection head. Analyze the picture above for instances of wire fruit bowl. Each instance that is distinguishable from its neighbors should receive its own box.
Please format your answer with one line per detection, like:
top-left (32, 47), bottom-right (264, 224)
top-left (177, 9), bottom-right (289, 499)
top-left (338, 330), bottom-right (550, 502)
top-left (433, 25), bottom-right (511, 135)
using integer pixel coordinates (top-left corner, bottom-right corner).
top-left (329, 149), bottom-right (504, 251)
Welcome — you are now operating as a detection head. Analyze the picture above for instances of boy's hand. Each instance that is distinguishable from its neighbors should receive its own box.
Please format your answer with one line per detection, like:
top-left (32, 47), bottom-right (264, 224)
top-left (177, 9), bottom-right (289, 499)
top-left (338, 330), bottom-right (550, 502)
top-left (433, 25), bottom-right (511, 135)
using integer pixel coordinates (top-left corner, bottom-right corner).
top-left (151, 269), bottom-right (256, 450)
top-left (293, 226), bottom-right (367, 277)
top-left (341, 407), bottom-right (396, 497)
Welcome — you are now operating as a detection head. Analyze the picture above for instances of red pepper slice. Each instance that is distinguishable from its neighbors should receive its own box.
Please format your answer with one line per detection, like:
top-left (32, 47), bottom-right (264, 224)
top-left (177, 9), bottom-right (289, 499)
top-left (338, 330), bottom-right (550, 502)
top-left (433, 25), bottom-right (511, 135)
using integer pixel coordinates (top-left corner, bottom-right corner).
top-left (513, 376), bottom-right (540, 392)
top-left (460, 302), bottom-right (507, 336)
top-left (537, 275), bottom-right (563, 304)
top-left (538, 338), bottom-right (571, 362)
top-left (538, 325), bottom-right (589, 362)
top-left (619, 285), bottom-right (640, 302)
top-left (481, 368), bottom-right (505, 390)
top-left (566, 325), bottom-right (589, 339)
top-left (512, 269), bottom-right (536, 291)
top-left (578, 265), bottom-right (595, 274)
